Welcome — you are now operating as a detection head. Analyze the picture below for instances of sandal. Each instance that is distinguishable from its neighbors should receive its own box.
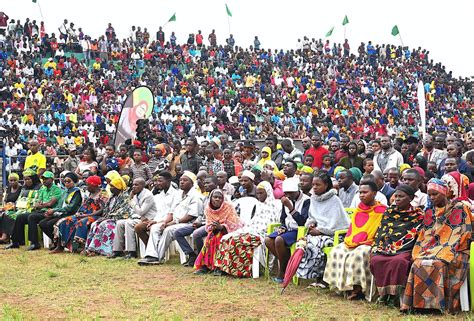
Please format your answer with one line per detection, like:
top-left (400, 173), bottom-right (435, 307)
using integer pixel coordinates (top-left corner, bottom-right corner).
top-left (307, 282), bottom-right (327, 289)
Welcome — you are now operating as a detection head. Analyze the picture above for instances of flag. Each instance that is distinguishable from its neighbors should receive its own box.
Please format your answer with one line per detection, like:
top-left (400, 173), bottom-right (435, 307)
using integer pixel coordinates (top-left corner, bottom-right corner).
top-left (342, 15), bottom-right (349, 26)
top-left (325, 27), bottom-right (334, 37)
top-left (417, 81), bottom-right (426, 137)
top-left (114, 86), bottom-right (154, 147)
top-left (225, 4), bottom-right (232, 17)
top-left (168, 13), bottom-right (176, 22)
top-left (391, 25), bottom-right (399, 36)
top-left (32, 0), bottom-right (37, 2)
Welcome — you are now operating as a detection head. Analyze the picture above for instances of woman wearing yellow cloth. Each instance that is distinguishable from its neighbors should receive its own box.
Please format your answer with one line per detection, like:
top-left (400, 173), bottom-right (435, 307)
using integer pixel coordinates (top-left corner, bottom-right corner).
top-left (323, 181), bottom-right (387, 300)
top-left (84, 177), bottom-right (132, 256)
top-left (0, 170), bottom-right (42, 245)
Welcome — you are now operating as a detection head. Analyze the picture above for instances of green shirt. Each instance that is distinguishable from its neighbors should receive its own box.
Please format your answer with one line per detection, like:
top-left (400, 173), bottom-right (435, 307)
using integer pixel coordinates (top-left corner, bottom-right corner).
top-left (37, 184), bottom-right (63, 211)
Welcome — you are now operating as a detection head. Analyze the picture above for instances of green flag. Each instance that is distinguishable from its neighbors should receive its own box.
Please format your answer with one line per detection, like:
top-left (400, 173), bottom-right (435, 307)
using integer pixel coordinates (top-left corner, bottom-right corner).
top-left (168, 13), bottom-right (176, 22)
top-left (325, 27), bottom-right (334, 37)
top-left (225, 4), bottom-right (232, 17)
top-left (32, 0), bottom-right (37, 3)
top-left (342, 15), bottom-right (349, 26)
top-left (391, 25), bottom-right (399, 36)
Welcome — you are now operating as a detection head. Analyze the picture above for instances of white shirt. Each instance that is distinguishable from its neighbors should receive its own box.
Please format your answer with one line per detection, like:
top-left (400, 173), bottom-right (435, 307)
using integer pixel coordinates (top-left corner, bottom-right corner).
top-left (153, 185), bottom-right (180, 221)
top-left (350, 191), bottom-right (388, 208)
top-left (172, 188), bottom-right (203, 220)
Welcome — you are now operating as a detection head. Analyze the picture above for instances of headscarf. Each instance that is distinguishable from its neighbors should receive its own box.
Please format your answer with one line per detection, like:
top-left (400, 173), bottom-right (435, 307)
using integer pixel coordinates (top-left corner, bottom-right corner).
top-left (349, 167), bottom-right (363, 184)
top-left (105, 170), bottom-right (121, 182)
top-left (110, 177), bottom-right (127, 191)
top-left (427, 178), bottom-right (448, 196)
top-left (257, 146), bottom-right (272, 167)
top-left (64, 172), bottom-right (79, 183)
top-left (23, 168), bottom-right (36, 177)
top-left (395, 184), bottom-right (416, 197)
top-left (182, 171), bottom-right (197, 184)
top-left (300, 166), bottom-right (314, 174)
top-left (8, 173), bottom-right (20, 181)
top-left (399, 163), bottom-right (411, 174)
top-left (442, 172), bottom-right (470, 202)
top-left (205, 189), bottom-right (242, 233)
top-left (85, 175), bottom-right (102, 187)
top-left (333, 166), bottom-right (345, 177)
top-left (373, 200), bottom-right (423, 255)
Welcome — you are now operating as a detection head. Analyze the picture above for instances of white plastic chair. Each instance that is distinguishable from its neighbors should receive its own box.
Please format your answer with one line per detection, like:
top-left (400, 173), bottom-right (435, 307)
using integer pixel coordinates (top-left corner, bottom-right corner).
top-left (42, 233), bottom-right (51, 248)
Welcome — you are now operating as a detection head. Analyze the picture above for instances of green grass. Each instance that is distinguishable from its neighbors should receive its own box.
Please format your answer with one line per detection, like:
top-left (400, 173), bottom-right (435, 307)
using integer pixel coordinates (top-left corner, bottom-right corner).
top-left (0, 249), bottom-right (472, 320)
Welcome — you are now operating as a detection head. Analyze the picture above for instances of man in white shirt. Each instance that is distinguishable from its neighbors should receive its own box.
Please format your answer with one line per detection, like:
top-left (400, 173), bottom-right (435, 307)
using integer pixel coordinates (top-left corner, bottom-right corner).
top-left (400, 169), bottom-right (428, 208)
top-left (111, 178), bottom-right (158, 259)
top-left (134, 172), bottom-right (179, 246)
top-left (374, 136), bottom-right (404, 172)
top-left (138, 171), bottom-right (203, 265)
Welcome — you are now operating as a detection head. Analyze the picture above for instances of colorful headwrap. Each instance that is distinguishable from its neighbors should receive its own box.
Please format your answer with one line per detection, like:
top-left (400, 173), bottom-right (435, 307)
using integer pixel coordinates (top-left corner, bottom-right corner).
top-left (23, 168), bottom-right (36, 177)
top-left (110, 177), bottom-right (126, 191)
top-left (442, 172), bottom-right (470, 201)
top-left (85, 175), bottom-right (102, 187)
top-left (349, 167), bottom-right (363, 184)
top-left (333, 166), bottom-right (345, 177)
top-left (427, 178), bottom-right (448, 196)
top-left (300, 166), bottom-right (314, 174)
top-left (121, 175), bottom-right (131, 186)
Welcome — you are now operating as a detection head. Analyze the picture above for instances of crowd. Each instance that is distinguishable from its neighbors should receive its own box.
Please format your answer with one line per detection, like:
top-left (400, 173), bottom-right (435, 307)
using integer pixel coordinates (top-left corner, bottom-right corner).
top-left (0, 13), bottom-right (474, 314)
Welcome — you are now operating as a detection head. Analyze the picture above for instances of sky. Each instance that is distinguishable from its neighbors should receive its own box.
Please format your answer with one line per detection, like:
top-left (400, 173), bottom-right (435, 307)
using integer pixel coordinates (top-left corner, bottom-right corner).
top-left (4, 0), bottom-right (474, 78)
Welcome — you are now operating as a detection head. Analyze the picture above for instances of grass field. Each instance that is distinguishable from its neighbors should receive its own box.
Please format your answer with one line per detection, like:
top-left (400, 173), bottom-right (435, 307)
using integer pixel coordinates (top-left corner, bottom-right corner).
top-left (0, 249), bottom-right (471, 320)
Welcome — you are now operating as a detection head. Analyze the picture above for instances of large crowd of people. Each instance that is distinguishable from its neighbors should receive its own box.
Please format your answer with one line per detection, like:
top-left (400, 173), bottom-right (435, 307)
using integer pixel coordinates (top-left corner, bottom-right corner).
top-left (0, 13), bottom-right (474, 314)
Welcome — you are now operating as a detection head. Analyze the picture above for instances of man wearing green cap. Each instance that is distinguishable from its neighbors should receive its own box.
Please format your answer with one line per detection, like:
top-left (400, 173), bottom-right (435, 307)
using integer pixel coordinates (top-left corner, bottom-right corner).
top-left (7, 171), bottom-right (63, 250)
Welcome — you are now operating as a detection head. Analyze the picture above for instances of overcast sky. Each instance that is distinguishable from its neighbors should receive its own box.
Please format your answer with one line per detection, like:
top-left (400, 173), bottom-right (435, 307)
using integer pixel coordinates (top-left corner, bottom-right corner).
top-left (5, 0), bottom-right (474, 77)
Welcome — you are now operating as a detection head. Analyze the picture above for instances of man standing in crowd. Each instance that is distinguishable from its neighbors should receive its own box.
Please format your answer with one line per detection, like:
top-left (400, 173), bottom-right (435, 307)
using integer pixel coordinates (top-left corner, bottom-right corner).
top-left (374, 136), bottom-right (404, 173)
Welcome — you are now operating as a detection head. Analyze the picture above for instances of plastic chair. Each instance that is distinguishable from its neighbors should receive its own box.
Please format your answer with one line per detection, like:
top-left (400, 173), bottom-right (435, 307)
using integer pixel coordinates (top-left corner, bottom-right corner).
top-left (264, 223), bottom-right (306, 285)
top-left (24, 225), bottom-right (42, 247)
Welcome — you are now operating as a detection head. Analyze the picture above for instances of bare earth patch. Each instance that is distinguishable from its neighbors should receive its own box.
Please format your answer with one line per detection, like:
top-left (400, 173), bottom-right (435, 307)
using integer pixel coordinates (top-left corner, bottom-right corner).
top-left (0, 249), bottom-right (471, 320)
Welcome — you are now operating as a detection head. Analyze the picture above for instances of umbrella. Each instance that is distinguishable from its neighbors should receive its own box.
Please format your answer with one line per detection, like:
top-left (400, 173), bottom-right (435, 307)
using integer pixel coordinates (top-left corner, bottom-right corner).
top-left (281, 238), bottom-right (307, 294)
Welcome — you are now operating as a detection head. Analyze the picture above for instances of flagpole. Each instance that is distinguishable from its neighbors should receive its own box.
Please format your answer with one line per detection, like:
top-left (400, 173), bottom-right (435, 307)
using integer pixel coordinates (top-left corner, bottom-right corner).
top-left (227, 15), bottom-right (231, 35)
top-left (398, 33), bottom-right (404, 48)
top-left (37, 2), bottom-right (44, 21)
top-left (344, 25), bottom-right (346, 41)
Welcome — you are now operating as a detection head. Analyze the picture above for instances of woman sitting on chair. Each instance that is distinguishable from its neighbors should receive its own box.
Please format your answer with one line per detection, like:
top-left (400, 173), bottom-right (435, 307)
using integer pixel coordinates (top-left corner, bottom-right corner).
top-left (323, 181), bottom-right (387, 300)
top-left (401, 179), bottom-right (471, 313)
top-left (265, 178), bottom-right (310, 283)
top-left (370, 184), bottom-right (424, 306)
top-left (216, 181), bottom-right (280, 277)
top-left (296, 172), bottom-right (350, 286)
top-left (194, 189), bottom-right (242, 275)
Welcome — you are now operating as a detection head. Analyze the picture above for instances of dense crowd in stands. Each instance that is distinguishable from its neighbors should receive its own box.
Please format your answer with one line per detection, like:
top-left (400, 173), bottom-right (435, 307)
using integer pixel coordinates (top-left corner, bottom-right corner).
top-left (0, 13), bottom-right (473, 314)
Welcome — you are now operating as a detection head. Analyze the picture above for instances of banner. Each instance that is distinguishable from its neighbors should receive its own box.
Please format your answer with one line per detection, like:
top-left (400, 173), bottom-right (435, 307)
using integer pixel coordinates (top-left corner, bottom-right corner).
top-left (417, 81), bottom-right (426, 138)
top-left (114, 86), bottom-right (154, 147)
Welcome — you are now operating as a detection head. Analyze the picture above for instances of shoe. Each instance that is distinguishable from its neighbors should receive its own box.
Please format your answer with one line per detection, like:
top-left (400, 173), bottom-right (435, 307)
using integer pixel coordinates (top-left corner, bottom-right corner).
top-left (183, 253), bottom-right (197, 267)
top-left (26, 244), bottom-right (41, 251)
top-left (123, 252), bottom-right (137, 260)
top-left (49, 247), bottom-right (64, 254)
top-left (138, 257), bottom-right (161, 266)
top-left (271, 277), bottom-right (284, 284)
top-left (4, 243), bottom-right (19, 249)
top-left (213, 269), bottom-right (226, 276)
top-left (194, 267), bottom-right (210, 275)
top-left (107, 251), bottom-right (123, 259)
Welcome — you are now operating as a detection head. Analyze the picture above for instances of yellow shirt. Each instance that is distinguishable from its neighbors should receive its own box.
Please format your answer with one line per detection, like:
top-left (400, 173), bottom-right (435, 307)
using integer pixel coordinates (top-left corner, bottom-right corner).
top-left (24, 152), bottom-right (47, 173)
top-left (74, 136), bottom-right (83, 146)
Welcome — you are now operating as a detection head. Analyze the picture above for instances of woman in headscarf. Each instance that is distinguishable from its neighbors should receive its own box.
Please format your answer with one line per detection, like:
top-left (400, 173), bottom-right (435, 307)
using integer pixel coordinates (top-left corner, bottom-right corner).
top-left (194, 189), bottom-right (242, 275)
top-left (296, 171), bottom-right (350, 285)
top-left (401, 179), bottom-right (472, 313)
top-left (323, 181), bottom-right (387, 300)
top-left (215, 181), bottom-right (279, 277)
top-left (441, 171), bottom-right (474, 212)
top-left (51, 175), bottom-right (109, 253)
top-left (85, 177), bottom-right (131, 256)
top-left (370, 184), bottom-right (424, 306)
top-left (257, 146), bottom-right (272, 168)
top-left (0, 169), bottom-right (41, 245)
top-left (104, 170), bottom-right (121, 196)
top-left (338, 142), bottom-right (364, 172)
top-left (0, 173), bottom-right (22, 243)
top-left (39, 172), bottom-right (82, 248)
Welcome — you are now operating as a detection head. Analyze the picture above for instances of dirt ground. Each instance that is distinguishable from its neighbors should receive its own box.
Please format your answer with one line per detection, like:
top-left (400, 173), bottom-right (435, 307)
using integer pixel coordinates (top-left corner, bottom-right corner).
top-left (0, 249), bottom-right (471, 320)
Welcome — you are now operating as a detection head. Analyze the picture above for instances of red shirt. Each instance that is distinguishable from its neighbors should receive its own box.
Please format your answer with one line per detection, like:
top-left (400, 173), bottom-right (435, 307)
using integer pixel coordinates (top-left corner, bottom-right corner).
top-left (305, 146), bottom-right (329, 169)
